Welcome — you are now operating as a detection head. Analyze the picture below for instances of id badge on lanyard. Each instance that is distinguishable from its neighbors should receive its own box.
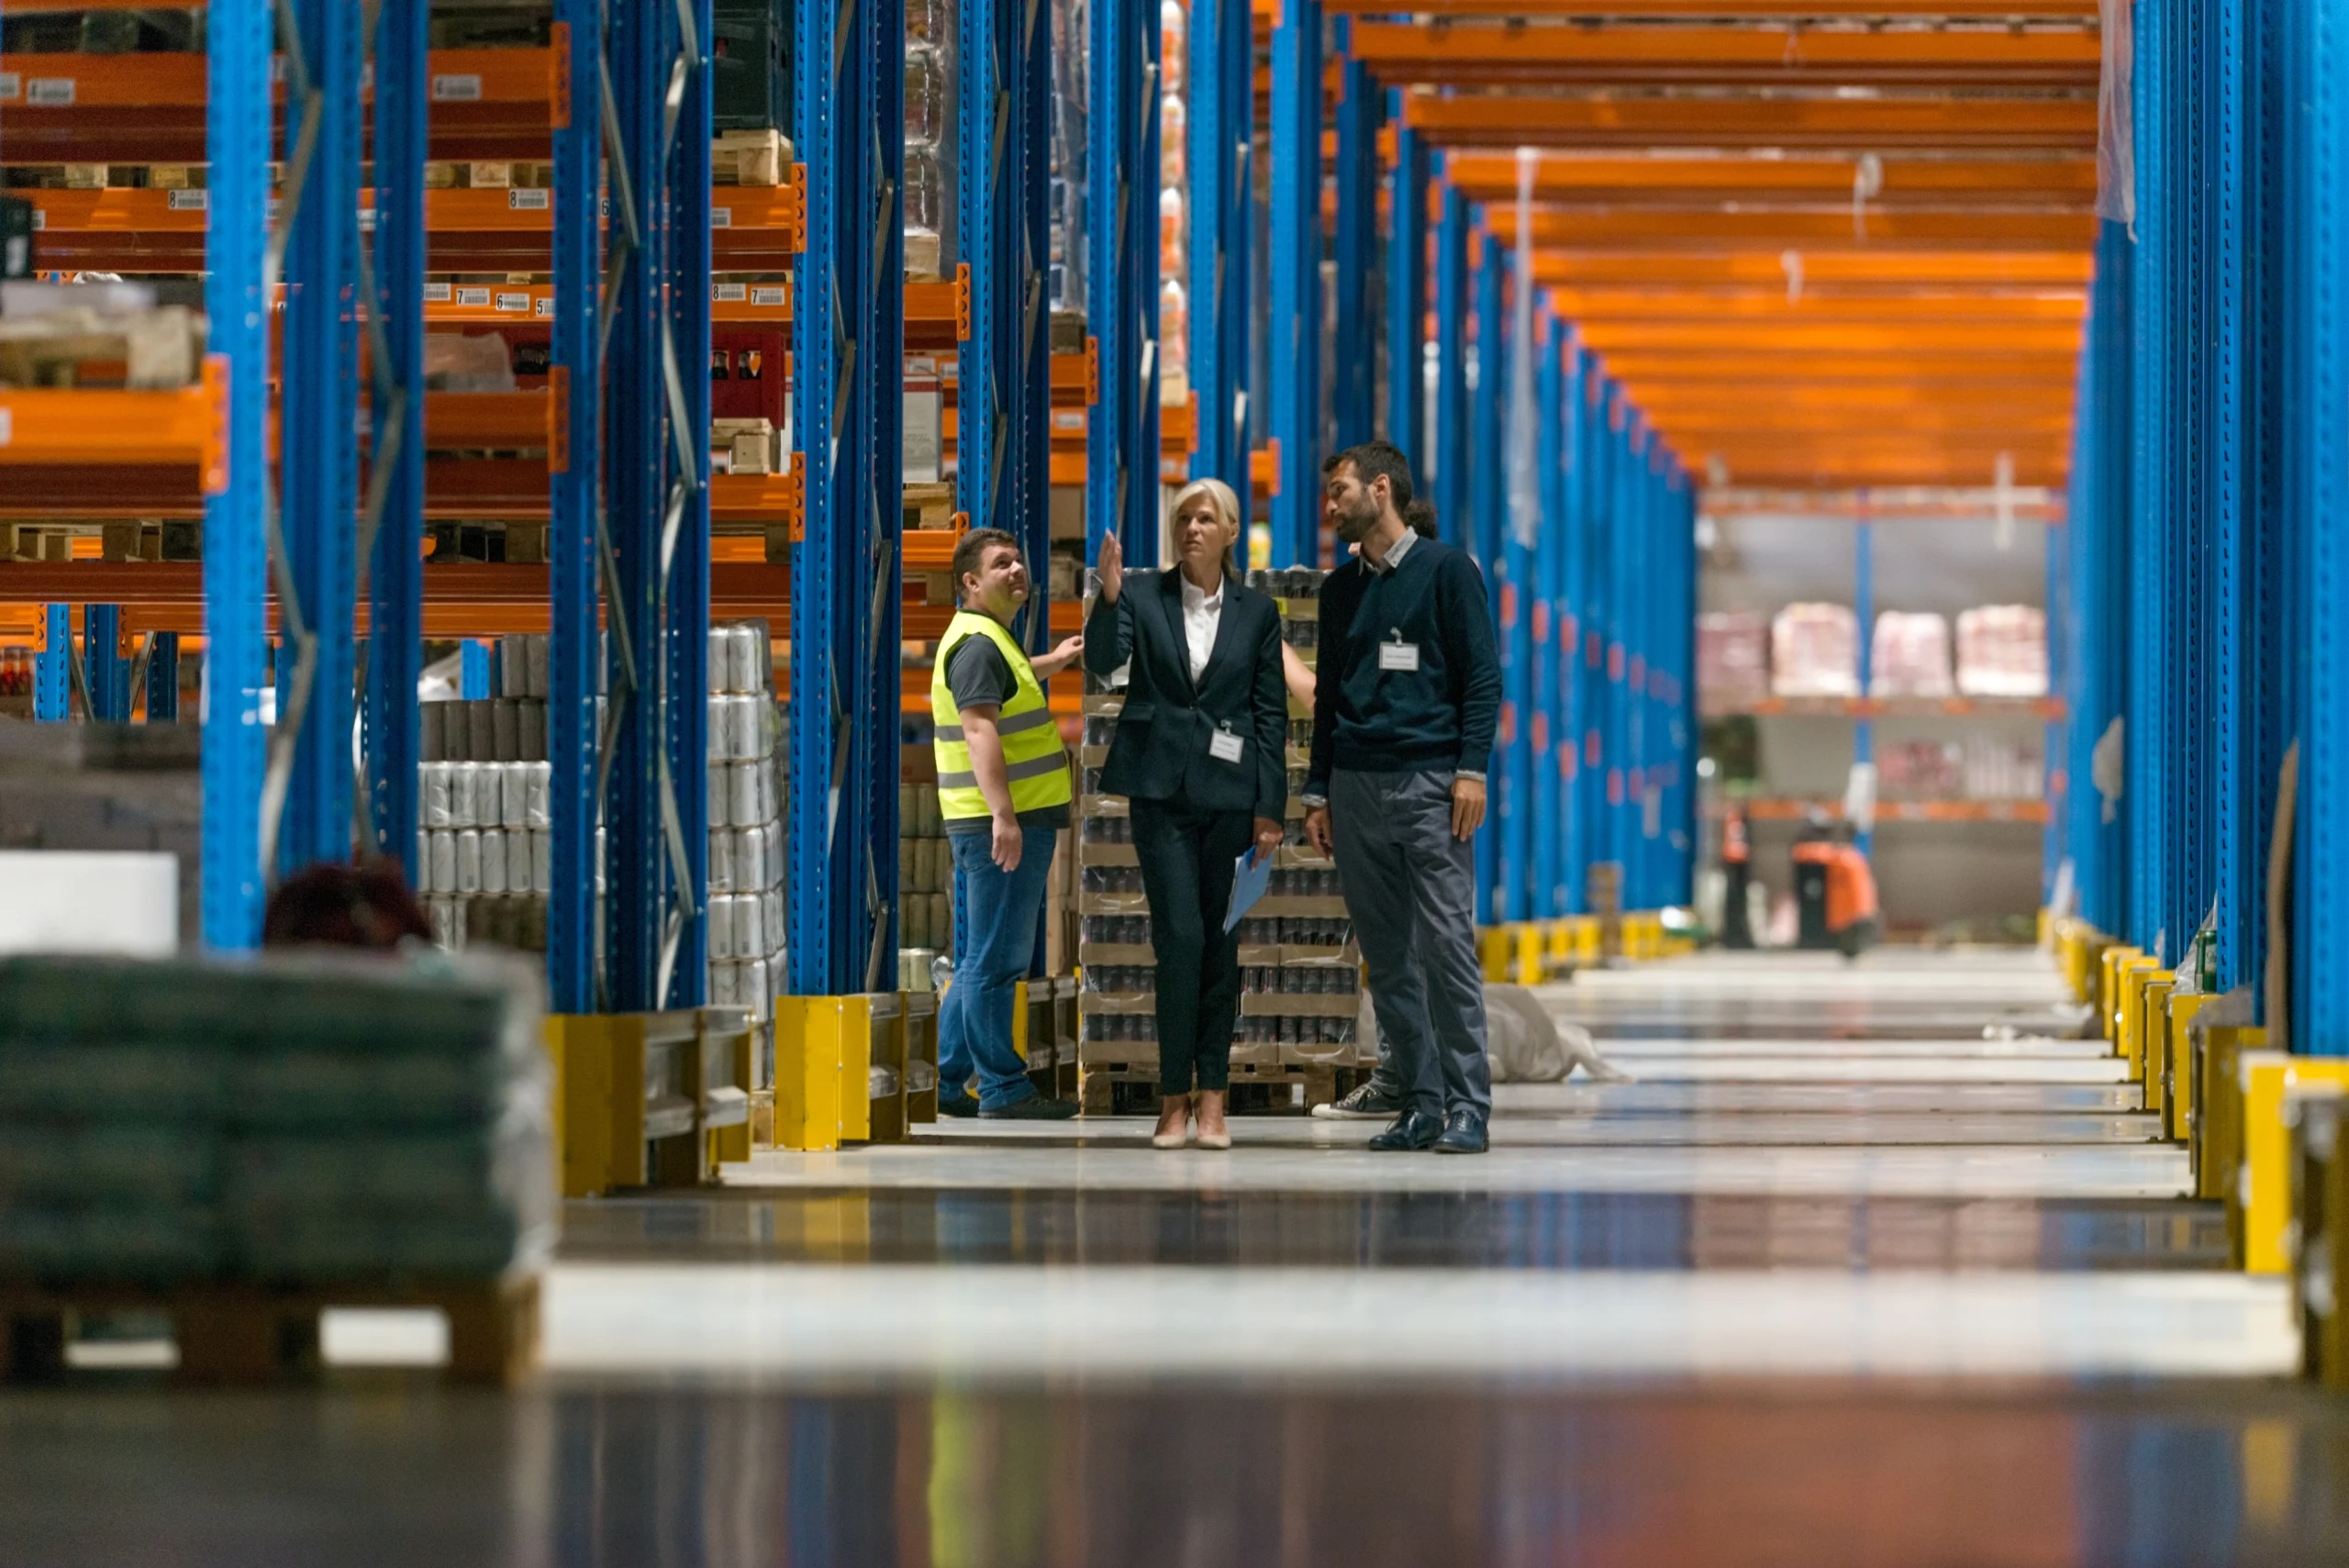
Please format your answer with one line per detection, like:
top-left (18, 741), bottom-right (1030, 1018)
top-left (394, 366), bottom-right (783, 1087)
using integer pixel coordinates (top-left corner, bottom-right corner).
top-left (1378, 628), bottom-right (1421, 673)
top-left (1208, 723), bottom-right (1244, 764)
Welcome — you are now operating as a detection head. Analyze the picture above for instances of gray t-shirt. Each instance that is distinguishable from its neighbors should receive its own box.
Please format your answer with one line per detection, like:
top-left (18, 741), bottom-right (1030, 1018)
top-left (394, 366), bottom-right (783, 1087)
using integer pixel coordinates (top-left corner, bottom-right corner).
top-left (941, 634), bottom-right (1071, 834)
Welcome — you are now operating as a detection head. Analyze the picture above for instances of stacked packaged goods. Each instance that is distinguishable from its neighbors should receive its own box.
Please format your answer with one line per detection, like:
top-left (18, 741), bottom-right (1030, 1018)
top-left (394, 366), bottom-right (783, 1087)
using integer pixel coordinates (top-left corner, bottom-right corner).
top-left (1696, 611), bottom-right (1768, 708)
top-left (904, 0), bottom-right (948, 275)
top-left (1157, 0), bottom-right (1189, 402)
top-left (1954, 605), bottom-right (2050, 698)
top-left (1960, 734), bottom-right (2046, 802)
top-left (1868, 612), bottom-right (1956, 699)
top-left (1074, 568), bottom-right (1365, 1094)
top-left (898, 779), bottom-right (954, 959)
top-left (417, 635), bottom-right (557, 951)
top-left (1768, 603), bottom-right (1861, 698)
top-left (707, 622), bottom-right (785, 1028)
top-left (0, 951), bottom-right (552, 1288)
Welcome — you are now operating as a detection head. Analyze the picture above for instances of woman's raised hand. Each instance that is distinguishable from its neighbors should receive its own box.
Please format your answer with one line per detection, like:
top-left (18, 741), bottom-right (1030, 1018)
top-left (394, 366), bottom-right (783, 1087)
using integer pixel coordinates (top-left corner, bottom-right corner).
top-left (1097, 530), bottom-right (1124, 604)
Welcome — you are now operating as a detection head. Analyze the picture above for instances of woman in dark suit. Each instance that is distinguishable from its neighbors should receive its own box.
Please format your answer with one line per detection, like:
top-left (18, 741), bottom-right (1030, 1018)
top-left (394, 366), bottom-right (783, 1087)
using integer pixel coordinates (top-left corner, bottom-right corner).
top-left (1086, 477), bottom-right (1288, 1150)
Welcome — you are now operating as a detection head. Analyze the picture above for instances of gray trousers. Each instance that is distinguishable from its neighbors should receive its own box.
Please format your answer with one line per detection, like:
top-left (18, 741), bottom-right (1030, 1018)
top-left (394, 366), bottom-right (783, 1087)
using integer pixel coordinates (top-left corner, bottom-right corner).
top-left (1330, 768), bottom-right (1492, 1118)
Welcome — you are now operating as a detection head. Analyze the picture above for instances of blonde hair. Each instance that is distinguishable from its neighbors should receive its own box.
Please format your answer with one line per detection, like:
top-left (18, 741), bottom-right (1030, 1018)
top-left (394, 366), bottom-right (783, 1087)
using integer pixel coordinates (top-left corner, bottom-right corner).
top-left (1168, 476), bottom-right (1244, 579)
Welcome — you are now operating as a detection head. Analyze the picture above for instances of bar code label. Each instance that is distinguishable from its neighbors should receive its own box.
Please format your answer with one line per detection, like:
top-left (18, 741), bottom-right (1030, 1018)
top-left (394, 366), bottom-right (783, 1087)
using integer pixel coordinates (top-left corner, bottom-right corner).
top-left (425, 283), bottom-right (453, 303)
top-left (507, 188), bottom-right (550, 211)
top-left (710, 207), bottom-right (731, 228)
top-left (431, 74), bottom-right (484, 102)
top-left (28, 211), bottom-right (44, 231)
top-left (714, 284), bottom-right (748, 302)
top-left (167, 190), bottom-right (209, 211)
top-left (457, 287), bottom-right (492, 307)
top-left (533, 296), bottom-right (554, 317)
top-left (27, 78), bottom-right (74, 106)
top-left (495, 292), bottom-right (530, 313)
top-left (0, 409), bottom-right (13, 448)
top-left (0, 74), bottom-right (20, 101)
top-left (751, 285), bottom-right (785, 307)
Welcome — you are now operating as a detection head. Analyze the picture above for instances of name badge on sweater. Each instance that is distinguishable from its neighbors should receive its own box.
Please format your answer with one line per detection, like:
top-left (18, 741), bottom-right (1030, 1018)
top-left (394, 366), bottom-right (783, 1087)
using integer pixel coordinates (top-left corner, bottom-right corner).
top-left (1208, 726), bottom-right (1244, 764)
top-left (1378, 638), bottom-right (1421, 673)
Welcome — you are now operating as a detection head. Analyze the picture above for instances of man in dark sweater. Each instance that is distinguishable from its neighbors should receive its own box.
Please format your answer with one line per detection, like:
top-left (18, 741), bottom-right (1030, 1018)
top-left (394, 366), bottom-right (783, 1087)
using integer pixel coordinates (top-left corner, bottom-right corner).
top-left (1303, 441), bottom-right (1502, 1153)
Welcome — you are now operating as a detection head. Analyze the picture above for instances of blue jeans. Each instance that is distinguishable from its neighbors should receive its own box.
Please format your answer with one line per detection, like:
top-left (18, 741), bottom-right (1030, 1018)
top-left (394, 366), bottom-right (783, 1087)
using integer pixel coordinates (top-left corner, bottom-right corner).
top-left (938, 823), bottom-right (1057, 1110)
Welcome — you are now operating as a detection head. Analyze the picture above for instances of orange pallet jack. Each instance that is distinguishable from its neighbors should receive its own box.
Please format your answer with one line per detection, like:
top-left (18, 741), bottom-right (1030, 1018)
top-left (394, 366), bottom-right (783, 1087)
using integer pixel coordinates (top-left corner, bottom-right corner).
top-left (1792, 813), bottom-right (1881, 958)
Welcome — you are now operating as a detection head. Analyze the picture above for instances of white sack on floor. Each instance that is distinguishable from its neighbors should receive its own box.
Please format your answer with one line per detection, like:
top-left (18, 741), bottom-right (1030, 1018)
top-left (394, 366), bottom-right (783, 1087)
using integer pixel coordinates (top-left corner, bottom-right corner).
top-left (1356, 984), bottom-right (1633, 1084)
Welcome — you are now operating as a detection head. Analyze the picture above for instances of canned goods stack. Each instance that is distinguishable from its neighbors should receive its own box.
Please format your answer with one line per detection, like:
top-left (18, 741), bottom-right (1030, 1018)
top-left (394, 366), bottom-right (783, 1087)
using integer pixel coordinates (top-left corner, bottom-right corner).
top-left (417, 761), bottom-right (557, 951)
top-left (898, 779), bottom-right (953, 959)
top-left (1074, 569), bottom-right (1371, 1085)
top-left (706, 622), bottom-right (785, 1026)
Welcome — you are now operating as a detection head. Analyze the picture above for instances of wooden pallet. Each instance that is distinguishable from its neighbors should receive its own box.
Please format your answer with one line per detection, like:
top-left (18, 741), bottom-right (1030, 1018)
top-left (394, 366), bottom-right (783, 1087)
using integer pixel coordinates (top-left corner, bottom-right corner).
top-left (1077, 1059), bottom-right (1362, 1116)
top-left (0, 1273), bottom-right (541, 1387)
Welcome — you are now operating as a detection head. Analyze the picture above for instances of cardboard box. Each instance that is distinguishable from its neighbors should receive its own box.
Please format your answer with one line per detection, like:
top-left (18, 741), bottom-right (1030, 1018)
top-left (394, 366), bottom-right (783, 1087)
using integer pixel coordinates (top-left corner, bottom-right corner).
top-left (903, 357), bottom-right (943, 484)
top-left (713, 129), bottom-right (786, 187)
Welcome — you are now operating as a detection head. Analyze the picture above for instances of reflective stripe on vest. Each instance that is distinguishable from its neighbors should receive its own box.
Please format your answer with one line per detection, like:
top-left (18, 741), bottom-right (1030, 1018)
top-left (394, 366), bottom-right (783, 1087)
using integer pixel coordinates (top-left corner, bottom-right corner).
top-left (930, 610), bottom-right (1072, 821)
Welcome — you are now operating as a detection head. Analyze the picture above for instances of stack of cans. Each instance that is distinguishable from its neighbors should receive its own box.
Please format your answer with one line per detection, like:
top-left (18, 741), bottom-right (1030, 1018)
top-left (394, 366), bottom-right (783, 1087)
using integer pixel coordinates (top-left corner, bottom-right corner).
top-left (707, 623), bottom-right (785, 1023)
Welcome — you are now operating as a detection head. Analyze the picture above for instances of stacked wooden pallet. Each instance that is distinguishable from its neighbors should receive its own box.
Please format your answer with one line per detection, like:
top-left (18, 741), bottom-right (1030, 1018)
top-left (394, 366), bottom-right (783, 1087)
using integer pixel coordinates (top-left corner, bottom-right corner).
top-left (1073, 569), bottom-right (1371, 1113)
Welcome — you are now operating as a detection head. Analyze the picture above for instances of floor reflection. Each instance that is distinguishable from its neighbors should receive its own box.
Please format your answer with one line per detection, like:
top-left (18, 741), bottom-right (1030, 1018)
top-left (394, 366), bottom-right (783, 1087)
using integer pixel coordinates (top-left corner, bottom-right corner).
top-left (561, 1189), bottom-right (2232, 1273)
top-left (6, 1380), bottom-right (2348, 1566)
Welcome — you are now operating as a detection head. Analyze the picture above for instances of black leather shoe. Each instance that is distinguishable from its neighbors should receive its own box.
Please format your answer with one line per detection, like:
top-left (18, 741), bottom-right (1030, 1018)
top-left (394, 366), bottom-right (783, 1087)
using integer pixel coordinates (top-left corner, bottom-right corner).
top-left (979, 1095), bottom-right (1080, 1120)
top-left (938, 1091), bottom-right (981, 1118)
top-left (1432, 1108), bottom-right (1489, 1154)
top-left (1368, 1108), bottom-right (1445, 1151)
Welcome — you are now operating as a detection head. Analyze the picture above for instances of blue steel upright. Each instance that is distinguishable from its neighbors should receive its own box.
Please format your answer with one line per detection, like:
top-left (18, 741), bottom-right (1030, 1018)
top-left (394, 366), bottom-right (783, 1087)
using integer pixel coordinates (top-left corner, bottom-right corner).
top-left (1531, 310), bottom-right (1565, 919)
top-left (273, 0), bottom-right (362, 879)
top-left (2127, 0), bottom-right (2173, 961)
top-left (1495, 289), bottom-right (1536, 925)
top-left (1330, 37), bottom-right (1378, 452)
top-left (547, 0), bottom-right (605, 1011)
top-left (147, 633), bottom-right (180, 722)
top-left (1187, 0), bottom-right (1253, 495)
top-left (83, 606), bottom-right (128, 722)
top-left (1384, 114), bottom-right (1428, 464)
top-left (1085, 0), bottom-right (1162, 572)
top-left (32, 606), bottom-right (68, 723)
top-left (1431, 183), bottom-right (1468, 550)
top-left (202, 0), bottom-right (271, 947)
top-left (366, 0), bottom-right (427, 877)
top-left (1469, 232), bottom-right (1504, 920)
top-left (1267, 0), bottom-right (1321, 567)
top-left (795, 0), bottom-right (904, 995)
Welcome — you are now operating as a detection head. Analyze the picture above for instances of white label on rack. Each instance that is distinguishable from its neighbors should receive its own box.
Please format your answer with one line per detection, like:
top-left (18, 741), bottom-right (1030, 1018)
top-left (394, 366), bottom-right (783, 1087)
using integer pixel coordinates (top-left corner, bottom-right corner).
top-left (0, 409), bottom-right (13, 449)
top-left (425, 282), bottom-right (453, 303)
top-left (359, 206), bottom-right (376, 233)
top-left (166, 189), bottom-right (209, 212)
top-left (0, 74), bottom-right (20, 102)
top-left (431, 73), bottom-right (484, 102)
top-left (710, 207), bottom-right (732, 228)
top-left (533, 296), bottom-right (554, 317)
top-left (27, 78), bottom-right (74, 106)
top-left (28, 211), bottom-right (44, 232)
top-left (495, 291), bottom-right (530, 313)
top-left (267, 198), bottom-right (282, 223)
top-left (456, 286), bottom-right (492, 307)
top-left (507, 187), bottom-right (550, 211)
top-left (1052, 410), bottom-right (1085, 433)
top-left (714, 283), bottom-right (748, 303)
top-left (751, 285), bottom-right (785, 307)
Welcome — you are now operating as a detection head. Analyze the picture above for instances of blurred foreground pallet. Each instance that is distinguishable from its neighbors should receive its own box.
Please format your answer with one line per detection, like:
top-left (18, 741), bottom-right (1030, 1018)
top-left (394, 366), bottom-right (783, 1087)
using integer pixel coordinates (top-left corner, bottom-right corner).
top-left (0, 1272), bottom-right (540, 1387)
top-left (1077, 1061), bottom-right (1364, 1117)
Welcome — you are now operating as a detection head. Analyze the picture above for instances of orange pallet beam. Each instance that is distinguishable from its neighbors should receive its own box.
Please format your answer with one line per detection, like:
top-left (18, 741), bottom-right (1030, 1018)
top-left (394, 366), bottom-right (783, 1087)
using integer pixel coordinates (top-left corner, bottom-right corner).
top-left (0, 48), bottom-right (560, 164)
top-left (1489, 206), bottom-right (2098, 252)
top-left (1593, 352), bottom-right (2083, 383)
top-left (1350, 22), bottom-right (2098, 89)
top-left (1534, 250), bottom-right (2095, 291)
top-left (1402, 94), bottom-right (2097, 152)
top-left (1325, 0), bottom-right (2096, 17)
top-left (1577, 321), bottom-right (2084, 354)
top-left (1444, 152), bottom-right (2099, 208)
top-left (0, 366), bottom-right (227, 491)
top-left (1549, 292), bottom-right (2087, 325)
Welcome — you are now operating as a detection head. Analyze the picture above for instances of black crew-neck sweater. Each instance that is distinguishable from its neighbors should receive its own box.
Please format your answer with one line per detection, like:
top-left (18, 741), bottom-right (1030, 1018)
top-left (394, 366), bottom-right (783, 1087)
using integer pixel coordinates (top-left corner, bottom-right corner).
top-left (1305, 535), bottom-right (1501, 795)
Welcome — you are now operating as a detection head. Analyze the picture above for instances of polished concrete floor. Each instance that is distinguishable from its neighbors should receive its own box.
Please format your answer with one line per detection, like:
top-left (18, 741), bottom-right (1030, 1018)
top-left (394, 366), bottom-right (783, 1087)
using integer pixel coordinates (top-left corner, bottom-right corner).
top-left (11, 948), bottom-right (2349, 1564)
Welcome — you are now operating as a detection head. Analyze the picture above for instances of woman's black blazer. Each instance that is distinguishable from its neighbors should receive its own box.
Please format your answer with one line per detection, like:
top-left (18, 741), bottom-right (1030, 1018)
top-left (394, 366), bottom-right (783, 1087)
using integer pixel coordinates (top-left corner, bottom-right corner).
top-left (1083, 569), bottom-right (1288, 820)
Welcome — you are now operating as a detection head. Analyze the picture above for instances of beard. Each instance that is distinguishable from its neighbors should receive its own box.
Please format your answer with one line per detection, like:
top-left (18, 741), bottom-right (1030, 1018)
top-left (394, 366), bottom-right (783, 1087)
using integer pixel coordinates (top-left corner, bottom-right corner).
top-left (1332, 494), bottom-right (1380, 544)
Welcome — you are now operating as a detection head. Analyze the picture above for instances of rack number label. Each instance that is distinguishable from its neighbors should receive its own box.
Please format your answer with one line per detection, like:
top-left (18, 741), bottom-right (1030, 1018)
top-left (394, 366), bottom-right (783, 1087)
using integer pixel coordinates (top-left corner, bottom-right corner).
top-left (0, 410), bottom-right (13, 449)
top-left (533, 297), bottom-right (554, 318)
top-left (456, 287), bottom-right (492, 308)
top-left (166, 190), bottom-right (209, 212)
top-left (27, 78), bottom-right (74, 106)
top-left (425, 283), bottom-right (453, 303)
top-left (495, 292), bottom-right (530, 313)
top-left (431, 74), bottom-right (484, 102)
top-left (751, 286), bottom-right (785, 307)
top-left (710, 207), bottom-right (732, 228)
top-left (0, 74), bottom-right (18, 101)
top-left (714, 284), bottom-right (748, 302)
top-left (507, 188), bottom-right (549, 211)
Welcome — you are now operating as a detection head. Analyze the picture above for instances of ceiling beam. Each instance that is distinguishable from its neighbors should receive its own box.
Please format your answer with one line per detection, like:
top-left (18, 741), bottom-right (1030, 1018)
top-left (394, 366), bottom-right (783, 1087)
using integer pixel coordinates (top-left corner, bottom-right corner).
top-left (1353, 22), bottom-right (2098, 91)
top-left (1404, 93), bottom-right (2098, 151)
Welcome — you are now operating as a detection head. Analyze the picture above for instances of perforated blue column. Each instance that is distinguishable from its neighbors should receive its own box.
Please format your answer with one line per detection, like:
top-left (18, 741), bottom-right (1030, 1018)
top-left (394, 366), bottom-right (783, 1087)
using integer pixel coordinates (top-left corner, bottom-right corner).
top-left (1431, 182), bottom-right (1468, 550)
top-left (1384, 113), bottom-right (1428, 464)
top-left (1470, 232), bottom-right (1505, 920)
top-left (1559, 337), bottom-right (1589, 914)
top-left (365, 0), bottom-right (426, 878)
top-left (1330, 37), bottom-right (1378, 452)
top-left (1667, 465), bottom-right (1696, 905)
top-left (147, 633), bottom-right (180, 723)
top-left (83, 606), bottom-right (128, 722)
top-left (275, 0), bottom-right (363, 877)
top-left (1186, 0), bottom-right (1252, 494)
top-left (2290, 0), bottom-right (2349, 1050)
top-left (2066, 224), bottom-right (2132, 939)
top-left (1606, 395), bottom-right (1634, 881)
top-left (2127, 1), bottom-right (2174, 960)
top-left (1496, 300), bottom-right (1538, 925)
top-left (32, 606), bottom-right (68, 723)
top-left (1267, 0), bottom-right (1321, 568)
top-left (201, 0), bottom-right (271, 948)
top-left (1531, 310), bottom-right (1565, 920)
top-left (1085, 0), bottom-right (1162, 571)
top-left (547, 0), bottom-right (604, 1011)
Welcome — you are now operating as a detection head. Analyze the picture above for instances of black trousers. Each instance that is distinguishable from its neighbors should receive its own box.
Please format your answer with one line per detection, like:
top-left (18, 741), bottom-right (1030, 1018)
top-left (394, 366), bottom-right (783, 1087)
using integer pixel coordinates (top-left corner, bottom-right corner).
top-left (1130, 796), bottom-right (1254, 1095)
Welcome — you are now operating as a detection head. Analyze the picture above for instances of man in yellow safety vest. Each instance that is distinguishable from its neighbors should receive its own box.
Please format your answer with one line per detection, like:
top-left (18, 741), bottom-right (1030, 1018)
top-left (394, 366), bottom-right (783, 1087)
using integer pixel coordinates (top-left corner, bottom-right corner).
top-left (930, 528), bottom-right (1086, 1118)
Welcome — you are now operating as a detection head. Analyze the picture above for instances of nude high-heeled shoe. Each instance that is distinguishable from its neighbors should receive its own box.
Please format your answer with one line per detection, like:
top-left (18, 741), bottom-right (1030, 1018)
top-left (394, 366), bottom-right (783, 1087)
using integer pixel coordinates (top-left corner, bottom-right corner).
top-left (1152, 1092), bottom-right (1193, 1149)
top-left (1194, 1088), bottom-right (1231, 1151)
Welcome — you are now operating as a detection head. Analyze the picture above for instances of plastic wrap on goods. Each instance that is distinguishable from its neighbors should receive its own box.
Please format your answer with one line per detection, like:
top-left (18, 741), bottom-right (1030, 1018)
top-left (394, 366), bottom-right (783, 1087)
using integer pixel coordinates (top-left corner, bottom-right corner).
top-left (1768, 603), bottom-right (1861, 698)
top-left (1954, 606), bottom-right (2050, 698)
top-left (1695, 612), bottom-right (1768, 707)
top-left (1868, 612), bottom-right (1955, 699)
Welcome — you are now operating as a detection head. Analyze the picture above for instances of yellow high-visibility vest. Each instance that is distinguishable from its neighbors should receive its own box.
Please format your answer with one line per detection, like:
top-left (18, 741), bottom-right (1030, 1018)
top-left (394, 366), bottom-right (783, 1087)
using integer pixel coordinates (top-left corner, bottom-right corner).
top-left (930, 610), bottom-right (1071, 821)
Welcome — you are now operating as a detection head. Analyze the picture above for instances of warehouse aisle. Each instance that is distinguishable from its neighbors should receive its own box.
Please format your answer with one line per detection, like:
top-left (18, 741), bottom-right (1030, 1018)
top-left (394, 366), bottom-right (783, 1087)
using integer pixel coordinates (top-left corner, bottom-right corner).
top-left (11, 949), bottom-right (2349, 1564)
